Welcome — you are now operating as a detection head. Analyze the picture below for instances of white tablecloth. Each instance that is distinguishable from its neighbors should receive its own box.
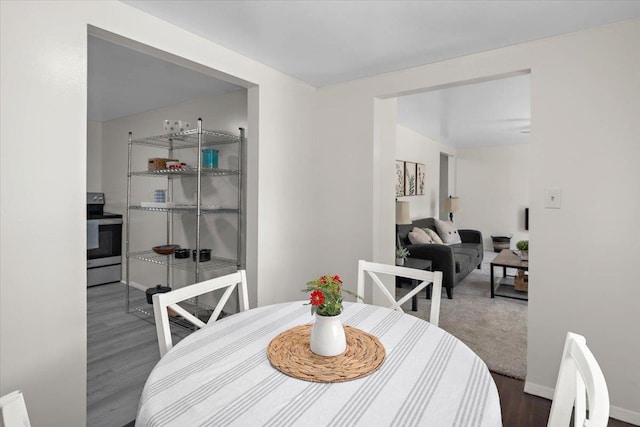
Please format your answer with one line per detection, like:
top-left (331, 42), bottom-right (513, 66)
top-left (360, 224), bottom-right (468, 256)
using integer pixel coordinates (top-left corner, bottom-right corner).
top-left (136, 302), bottom-right (502, 427)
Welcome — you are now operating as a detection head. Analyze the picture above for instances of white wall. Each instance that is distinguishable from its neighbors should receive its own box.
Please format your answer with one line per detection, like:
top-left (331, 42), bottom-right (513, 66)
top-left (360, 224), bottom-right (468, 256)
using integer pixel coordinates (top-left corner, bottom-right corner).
top-left (87, 120), bottom-right (102, 191)
top-left (524, 22), bottom-right (640, 422)
top-left (396, 124), bottom-right (456, 219)
top-left (100, 90), bottom-right (247, 297)
top-left (0, 2), bottom-right (315, 425)
top-left (314, 20), bottom-right (640, 423)
top-left (456, 144), bottom-right (530, 249)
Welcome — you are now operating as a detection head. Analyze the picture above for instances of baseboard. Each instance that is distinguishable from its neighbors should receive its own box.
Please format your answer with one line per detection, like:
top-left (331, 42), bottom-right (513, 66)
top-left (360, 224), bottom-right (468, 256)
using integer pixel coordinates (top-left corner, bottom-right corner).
top-left (523, 380), bottom-right (554, 400)
top-left (610, 407), bottom-right (640, 426)
top-left (123, 280), bottom-right (147, 292)
top-left (524, 381), bottom-right (640, 426)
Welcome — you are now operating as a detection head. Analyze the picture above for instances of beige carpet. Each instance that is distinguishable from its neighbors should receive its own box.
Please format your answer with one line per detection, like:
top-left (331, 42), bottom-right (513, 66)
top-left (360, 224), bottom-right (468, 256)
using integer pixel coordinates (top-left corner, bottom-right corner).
top-left (397, 251), bottom-right (528, 380)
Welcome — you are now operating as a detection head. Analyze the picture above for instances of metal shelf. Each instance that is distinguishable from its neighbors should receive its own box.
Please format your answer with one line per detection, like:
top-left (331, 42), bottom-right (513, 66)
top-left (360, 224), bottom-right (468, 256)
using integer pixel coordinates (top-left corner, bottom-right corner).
top-left (130, 249), bottom-right (238, 272)
top-left (129, 205), bottom-right (240, 214)
top-left (131, 168), bottom-right (240, 177)
top-left (132, 302), bottom-right (214, 334)
top-left (131, 129), bottom-right (240, 149)
top-left (126, 120), bottom-right (245, 314)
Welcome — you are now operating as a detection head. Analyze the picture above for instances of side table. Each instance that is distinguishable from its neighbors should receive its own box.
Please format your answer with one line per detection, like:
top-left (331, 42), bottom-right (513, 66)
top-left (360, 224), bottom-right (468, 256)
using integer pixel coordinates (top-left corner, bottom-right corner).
top-left (396, 258), bottom-right (433, 311)
top-left (490, 249), bottom-right (528, 301)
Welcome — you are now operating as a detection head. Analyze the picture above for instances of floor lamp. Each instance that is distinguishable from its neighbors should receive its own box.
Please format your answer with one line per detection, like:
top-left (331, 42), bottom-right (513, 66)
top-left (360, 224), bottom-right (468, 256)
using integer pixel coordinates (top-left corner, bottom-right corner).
top-left (445, 196), bottom-right (460, 222)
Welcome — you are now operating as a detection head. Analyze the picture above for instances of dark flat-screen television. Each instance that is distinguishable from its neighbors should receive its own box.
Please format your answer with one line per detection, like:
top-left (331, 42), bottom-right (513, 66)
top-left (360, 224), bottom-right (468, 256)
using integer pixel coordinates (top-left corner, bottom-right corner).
top-left (525, 208), bottom-right (529, 231)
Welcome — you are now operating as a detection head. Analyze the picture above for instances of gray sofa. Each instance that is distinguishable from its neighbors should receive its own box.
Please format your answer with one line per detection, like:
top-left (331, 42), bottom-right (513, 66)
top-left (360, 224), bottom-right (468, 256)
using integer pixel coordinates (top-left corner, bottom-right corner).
top-left (397, 218), bottom-right (483, 299)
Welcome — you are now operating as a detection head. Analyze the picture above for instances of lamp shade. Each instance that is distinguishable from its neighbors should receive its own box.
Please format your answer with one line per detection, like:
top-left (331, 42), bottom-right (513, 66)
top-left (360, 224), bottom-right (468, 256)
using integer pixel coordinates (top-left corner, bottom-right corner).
top-left (396, 201), bottom-right (411, 225)
top-left (445, 197), bottom-right (460, 213)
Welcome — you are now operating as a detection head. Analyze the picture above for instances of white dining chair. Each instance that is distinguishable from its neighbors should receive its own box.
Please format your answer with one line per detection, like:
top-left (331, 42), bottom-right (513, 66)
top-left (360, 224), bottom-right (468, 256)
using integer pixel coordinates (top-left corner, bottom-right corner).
top-left (152, 270), bottom-right (249, 357)
top-left (547, 332), bottom-right (610, 427)
top-left (357, 260), bottom-right (443, 326)
top-left (0, 390), bottom-right (31, 427)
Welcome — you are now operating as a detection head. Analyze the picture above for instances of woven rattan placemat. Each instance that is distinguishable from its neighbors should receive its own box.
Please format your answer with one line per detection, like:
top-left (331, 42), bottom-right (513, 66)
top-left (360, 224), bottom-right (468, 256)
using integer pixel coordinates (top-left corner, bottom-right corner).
top-left (267, 324), bottom-right (386, 383)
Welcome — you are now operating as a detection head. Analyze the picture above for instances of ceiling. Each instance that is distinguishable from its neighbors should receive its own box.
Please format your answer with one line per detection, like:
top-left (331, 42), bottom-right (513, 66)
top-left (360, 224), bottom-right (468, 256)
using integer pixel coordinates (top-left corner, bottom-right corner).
top-left (123, 0), bottom-right (640, 87)
top-left (92, 1), bottom-right (639, 141)
top-left (397, 74), bottom-right (531, 147)
top-left (88, 36), bottom-right (242, 122)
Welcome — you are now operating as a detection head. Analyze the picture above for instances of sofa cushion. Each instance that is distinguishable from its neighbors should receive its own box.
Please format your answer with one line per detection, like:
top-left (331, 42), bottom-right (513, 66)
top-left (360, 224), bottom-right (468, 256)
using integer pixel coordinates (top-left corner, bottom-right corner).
top-left (452, 246), bottom-right (478, 261)
top-left (423, 228), bottom-right (443, 244)
top-left (455, 243), bottom-right (482, 260)
top-left (435, 219), bottom-right (462, 244)
top-left (408, 227), bottom-right (435, 244)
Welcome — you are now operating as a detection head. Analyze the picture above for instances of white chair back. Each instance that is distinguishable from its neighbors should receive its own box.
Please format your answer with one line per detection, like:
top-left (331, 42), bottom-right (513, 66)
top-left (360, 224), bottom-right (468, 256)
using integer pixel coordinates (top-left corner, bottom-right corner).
top-left (357, 260), bottom-right (443, 326)
top-left (152, 270), bottom-right (249, 357)
top-left (547, 332), bottom-right (610, 427)
top-left (0, 390), bottom-right (31, 427)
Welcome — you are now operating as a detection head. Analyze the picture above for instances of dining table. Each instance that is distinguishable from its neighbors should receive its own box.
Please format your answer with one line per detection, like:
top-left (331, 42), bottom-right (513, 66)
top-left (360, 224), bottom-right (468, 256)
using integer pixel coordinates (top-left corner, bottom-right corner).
top-left (136, 301), bottom-right (502, 427)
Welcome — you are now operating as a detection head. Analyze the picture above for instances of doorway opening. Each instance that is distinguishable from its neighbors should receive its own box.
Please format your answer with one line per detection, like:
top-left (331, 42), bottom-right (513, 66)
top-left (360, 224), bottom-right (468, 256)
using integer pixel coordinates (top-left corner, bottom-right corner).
top-left (390, 71), bottom-right (531, 381)
top-left (439, 152), bottom-right (451, 221)
top-left (86, 27), bottom-right (256, 426)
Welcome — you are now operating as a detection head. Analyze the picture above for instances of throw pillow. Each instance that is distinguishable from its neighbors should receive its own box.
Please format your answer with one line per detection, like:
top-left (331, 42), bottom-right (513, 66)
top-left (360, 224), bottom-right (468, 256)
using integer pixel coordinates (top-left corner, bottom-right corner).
top-left (423, 228), bottom-right (444, 245)
top-left (434, 219), bottom-right (462, 244)
top-left (407, 227), bottom-right (435, 244)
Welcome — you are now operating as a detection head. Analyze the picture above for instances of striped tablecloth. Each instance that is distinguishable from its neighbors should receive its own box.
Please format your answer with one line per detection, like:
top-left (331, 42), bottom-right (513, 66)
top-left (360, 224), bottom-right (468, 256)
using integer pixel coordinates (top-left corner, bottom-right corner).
top-left (136, 302), bottom-right (502, 427)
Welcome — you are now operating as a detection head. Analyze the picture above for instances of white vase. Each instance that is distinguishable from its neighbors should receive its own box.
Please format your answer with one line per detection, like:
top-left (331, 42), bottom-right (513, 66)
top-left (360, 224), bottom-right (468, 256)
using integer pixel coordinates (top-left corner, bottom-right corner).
top-left (310, 312), bottom-right (347, 356)
top-left (396, 258), bottom-right (404, 266)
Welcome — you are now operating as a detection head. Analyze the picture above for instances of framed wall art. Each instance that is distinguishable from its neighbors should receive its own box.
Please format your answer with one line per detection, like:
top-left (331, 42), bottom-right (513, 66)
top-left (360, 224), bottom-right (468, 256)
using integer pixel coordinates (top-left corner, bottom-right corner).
top-left (417, 163), bottom-right (426, 195)
top-left (396, 161), bottom-right (405, 197)
top-left (404, 162), bottom-right (417, 196)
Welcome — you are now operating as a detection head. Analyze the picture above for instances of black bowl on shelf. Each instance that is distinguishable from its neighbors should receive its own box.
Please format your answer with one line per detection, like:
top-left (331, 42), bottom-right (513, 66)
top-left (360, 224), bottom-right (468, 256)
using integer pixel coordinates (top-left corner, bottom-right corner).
top-left (192, 249), bottom-right (212, 262)
top-left (145, 284), bottom-right (172, 304)
top-left (174, 248), bottom-right (190, 259)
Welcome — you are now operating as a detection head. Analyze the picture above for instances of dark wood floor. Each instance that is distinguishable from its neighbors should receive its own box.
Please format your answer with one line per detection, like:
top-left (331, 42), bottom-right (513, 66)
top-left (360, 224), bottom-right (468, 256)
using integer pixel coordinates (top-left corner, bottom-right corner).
top-left (89, 282), bottom-right (634, 427)
top-left (491, 373), bottom-right (634, 427)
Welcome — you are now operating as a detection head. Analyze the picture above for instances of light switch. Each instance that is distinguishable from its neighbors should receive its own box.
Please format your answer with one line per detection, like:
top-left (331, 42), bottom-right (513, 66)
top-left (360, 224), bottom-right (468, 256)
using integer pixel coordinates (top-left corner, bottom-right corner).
top-left (545, 188), bottom-right (561, 209)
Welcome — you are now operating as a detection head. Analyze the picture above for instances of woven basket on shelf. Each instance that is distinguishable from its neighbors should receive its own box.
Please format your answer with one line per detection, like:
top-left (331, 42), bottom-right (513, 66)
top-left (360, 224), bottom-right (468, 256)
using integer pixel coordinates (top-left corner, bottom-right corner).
top-left (514, 270), bottom-right (529, 292)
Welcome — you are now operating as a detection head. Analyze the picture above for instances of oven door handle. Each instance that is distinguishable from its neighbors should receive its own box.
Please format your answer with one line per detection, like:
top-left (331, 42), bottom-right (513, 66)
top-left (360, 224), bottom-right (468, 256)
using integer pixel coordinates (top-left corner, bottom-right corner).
top-left (96, 218), bottom-right (123, 225)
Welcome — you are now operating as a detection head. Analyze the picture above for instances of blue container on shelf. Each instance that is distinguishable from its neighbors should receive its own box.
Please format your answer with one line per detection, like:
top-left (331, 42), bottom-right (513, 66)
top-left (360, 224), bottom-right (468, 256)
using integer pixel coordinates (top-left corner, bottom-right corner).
top-left (202, 148), bottom-right (218, 169)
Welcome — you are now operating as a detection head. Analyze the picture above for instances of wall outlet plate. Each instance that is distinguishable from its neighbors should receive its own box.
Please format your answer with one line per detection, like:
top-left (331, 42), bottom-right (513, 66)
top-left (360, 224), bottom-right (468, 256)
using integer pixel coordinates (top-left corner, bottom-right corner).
top-left (544, 188), bottom-right (561, 209)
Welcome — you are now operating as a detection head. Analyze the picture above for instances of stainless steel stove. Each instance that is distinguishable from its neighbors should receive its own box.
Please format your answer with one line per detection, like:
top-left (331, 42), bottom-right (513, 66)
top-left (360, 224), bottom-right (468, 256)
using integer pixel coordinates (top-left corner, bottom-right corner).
top-left (87, 192), bottom-right (123, 286)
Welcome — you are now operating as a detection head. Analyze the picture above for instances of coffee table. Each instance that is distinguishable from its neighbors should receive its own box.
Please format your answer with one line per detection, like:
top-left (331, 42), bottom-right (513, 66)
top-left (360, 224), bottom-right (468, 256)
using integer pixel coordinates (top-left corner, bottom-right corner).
top-left (490, 249), bottom-right (528, 301)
